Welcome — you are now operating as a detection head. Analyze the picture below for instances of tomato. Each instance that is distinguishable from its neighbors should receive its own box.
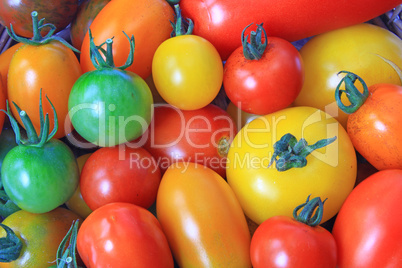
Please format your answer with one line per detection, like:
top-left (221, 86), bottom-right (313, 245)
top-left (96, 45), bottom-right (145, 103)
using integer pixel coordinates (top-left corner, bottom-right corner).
top-left (180, 0), bottom-right (402, 60)
top-left (250, 196), bottom-right (337, 268)
top-left (223, 23), bottom-right (304, 115)
top-left (0, 78), bottom-right (5, 134)
top-left (0, 0), bottom-right (78, 38)
top-left (152, 6), bottom-right (223, 110)
top-left (0, 42), bottom-right (23, 99)
top-left (69, 34), bottom-right (153, 147)
top-left (80, 145), bottom-right (161, 211)
top-left (0, 207), bottom-right (82, 268)
top-left (7, 12), bottom-right (82, 139)
top-left (332, 169), bottom-right (402, 268)
top-left (140, 104), bottom-right (236, 178)
top-left (156, 162), bottom-right (252, 267)
top-left (65, 153), bottom-right (93, 219)
top-left (1, 96), bottom-right (80, 213)
top-left (335, 73), bottom-right (402, 170)
top-left (69, 0), bottom-right (111, 50)
top-left (80, 0), bottom-right (174, 79)
top-left (0, 128), bottom-right (17, 184)
top-left (77, 202), bottom-right (174, 267)
top-left (293, 23), bottom-right (402, 128)
top-left (226, 106), bottom-right (357, 225)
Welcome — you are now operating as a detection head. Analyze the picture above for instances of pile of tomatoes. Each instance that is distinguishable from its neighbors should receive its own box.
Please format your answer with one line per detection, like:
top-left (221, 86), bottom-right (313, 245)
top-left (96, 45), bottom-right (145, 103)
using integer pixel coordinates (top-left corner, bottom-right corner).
top-left (0, 0), bottom-right (402, 267)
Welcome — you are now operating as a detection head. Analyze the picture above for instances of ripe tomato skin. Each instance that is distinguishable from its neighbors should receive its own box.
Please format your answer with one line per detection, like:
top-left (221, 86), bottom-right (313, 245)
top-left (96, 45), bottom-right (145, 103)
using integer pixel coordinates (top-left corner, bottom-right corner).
top-left (226, 106), bottom-right (357, 225)
top-left (0, 77), bottom-right (5, 134)
top-left (69, 0), bottom-right (111, 50)
top-left (293, 23), bottom-right (402, 128)
top-left (0, 207), bottom-right (83, 268)
top-left (332, 169), bottom-right (402, 268)
top-left (8, 41), bottom-right (82, 139)
top-left (250, 215), bottom-right (337, 268)
top-left (0, 0), bottom-right (78, 38)
top-left (346, 83), bottom-right (402, 170)
top-left (80, 146), bottom-right (161, 211)
top-left (0, 42), bottom-right (23, 99)
top-left (180, 0), bottom-right (401, 60)
top-left (77, 202), bottom-right (174, 268)
top-left (141, 104), bottom-right (237, 178)
top-left (224, 36), bottom-right (304, 115)
top-left (156, 162), bottom-right (252, 268)
top-left (65, 153), bottom-right (93, 219)
top-left (80, 0), bottom-right (174, 79)
top-left (152, 35), bottom-right (223, 110)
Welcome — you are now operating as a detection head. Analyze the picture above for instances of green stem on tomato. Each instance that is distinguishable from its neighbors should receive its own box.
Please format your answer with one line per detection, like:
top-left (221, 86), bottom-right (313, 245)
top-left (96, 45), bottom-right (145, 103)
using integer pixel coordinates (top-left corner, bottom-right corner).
top-left (242, 23), bottom-right (268, 60)
top-left (89, 29), bottom-right (135, 71)
top-left (0, 223), bottom-right (22, 263)
top-left (293, 195), bottom-right (327, 227)
top-left (6, 11), bottom-right (80, 53)
top-left (335, 71), bottom-right (369, 114)
top-left (268, 133), bottom-right (337, 172)
top-left (170, 4), bottom-right (194, 37)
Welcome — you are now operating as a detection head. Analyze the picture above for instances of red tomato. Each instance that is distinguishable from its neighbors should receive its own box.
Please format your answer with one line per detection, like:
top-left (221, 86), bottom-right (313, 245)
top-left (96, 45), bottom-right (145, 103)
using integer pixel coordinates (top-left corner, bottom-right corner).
top-left (180, 0), bottom-right (402, 60)
top-left (80, 145), bottom-right (161, 211)
top-left (77, 202), bottom-right (174, 267)
top-left (79, 0), bottom-right (174, 79)
top-left (139, 104), bottom-right (237, 178)
top-left (224, 23), bottom-right (304, 115)
top-left (156, 162), bottom-right (252, 267)
top-left (250, 197), bottom-right (337, 268)
top-left (336, 72), bottom-right (402, 170)
top-left (332, 169), bottom-right (402, 268)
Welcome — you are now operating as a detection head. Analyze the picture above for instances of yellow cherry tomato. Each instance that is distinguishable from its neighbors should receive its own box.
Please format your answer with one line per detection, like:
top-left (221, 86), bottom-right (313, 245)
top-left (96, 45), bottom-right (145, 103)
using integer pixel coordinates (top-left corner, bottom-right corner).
top-left (293, 23), bottom-right (402, 128)
top-left (152, 35), bottom-right (223, 110)
top-left (65, 153), bottom-right (93, 219)
top-left (226, 106), bottom-right (357, 225)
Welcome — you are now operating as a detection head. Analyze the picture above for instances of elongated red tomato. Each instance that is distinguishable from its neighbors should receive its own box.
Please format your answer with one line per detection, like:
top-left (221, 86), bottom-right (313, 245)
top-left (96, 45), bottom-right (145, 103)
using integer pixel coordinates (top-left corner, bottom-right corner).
top-left (180, 0), bottom-right (402, 60)
top-left (156, 162), bottom-right (252, 267)
top-left (80, 0), bottom-right (174, 79)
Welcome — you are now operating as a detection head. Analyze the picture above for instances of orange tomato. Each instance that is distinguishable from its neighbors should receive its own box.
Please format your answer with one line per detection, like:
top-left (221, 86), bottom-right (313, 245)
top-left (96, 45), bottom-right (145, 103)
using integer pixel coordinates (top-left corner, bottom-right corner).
top-left (7, 41), bottom-right (82, 139)
top-left (79, 0), bottom-right (174, 79)
top-left (156, 162), bottom-right (252, 267)
top-left (0, 75), bottom-right (5, 134)
top-left (0, 42), bottom-right (24, 99)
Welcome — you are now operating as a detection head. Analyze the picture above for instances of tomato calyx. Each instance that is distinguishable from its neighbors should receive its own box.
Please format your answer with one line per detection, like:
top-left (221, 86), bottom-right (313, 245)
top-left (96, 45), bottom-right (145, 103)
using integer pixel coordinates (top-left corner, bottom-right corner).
top-left (170, 4), bottom-right (194, 37)
top-left (89, 29), bottom-right (135, 70)
top-left (0, 190), bottom-right (20, 219)
top-left (6, 11), bottom-right (80, 53)
top-left (241, 23), bottom-right (267, 60)
top-left (0, 89), bottom-right (58, 147)
top-left (49, 220), bottom-right (82, 268)
top-left (268, 133), bottom-right (337, 171)
top-left (293, 195), bottom-right (327, 227)
top-left (0, 223), bottom-right (22, 263)
top-left (335, 71), bottom-right (369, 114)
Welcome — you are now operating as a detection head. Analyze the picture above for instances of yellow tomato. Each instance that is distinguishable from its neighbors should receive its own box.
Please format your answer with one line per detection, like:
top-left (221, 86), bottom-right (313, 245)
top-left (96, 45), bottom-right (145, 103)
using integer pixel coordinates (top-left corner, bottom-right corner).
top-left (226, 106), bottom-right (357, 225)
top-left (152, 35), bottom-right (223, 110)
top-left (65, 153), bottom-right (93, 219)
top-left (156, 162), bottom-right (252, 267)
top-left (293, 23), bottom-right (402, 128)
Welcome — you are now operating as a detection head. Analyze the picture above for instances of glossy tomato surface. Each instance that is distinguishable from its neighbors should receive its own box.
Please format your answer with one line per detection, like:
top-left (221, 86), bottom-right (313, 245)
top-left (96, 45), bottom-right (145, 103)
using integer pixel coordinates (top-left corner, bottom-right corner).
top-left (80, 146), bottom-right (161, 210)
top-left (0, 0), bottom-right (78, 37)
top-left (77, 202), bottom-right (174, 268)
top-left (156, 162), bottom-right (252, 268)
top-left (332, 169), bottom-right (402, 268)
top-left (226, 106), bottom-right (357, 225)
top-left (0, 207), bottom-right (82, 268)
top-left (294, 23), bottom-right (402, 128)
top-left (7, 41), bottom-right (82, 139)
top-left (152, 34), bottom-right (223, 110)
top-left (80, 0), bottom-right (174, 79)
top-left (141, 104), bottom-right (236, 178)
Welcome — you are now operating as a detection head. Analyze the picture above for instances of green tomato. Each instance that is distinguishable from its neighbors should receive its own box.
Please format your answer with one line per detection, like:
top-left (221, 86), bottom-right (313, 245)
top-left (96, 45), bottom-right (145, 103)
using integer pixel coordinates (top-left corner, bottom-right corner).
top-left (0, 127), bottom-right (18, 186)
top-left (1, 139), bottom-right (79, 213)
top-left (68, 69), bottom-right (153, 147)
